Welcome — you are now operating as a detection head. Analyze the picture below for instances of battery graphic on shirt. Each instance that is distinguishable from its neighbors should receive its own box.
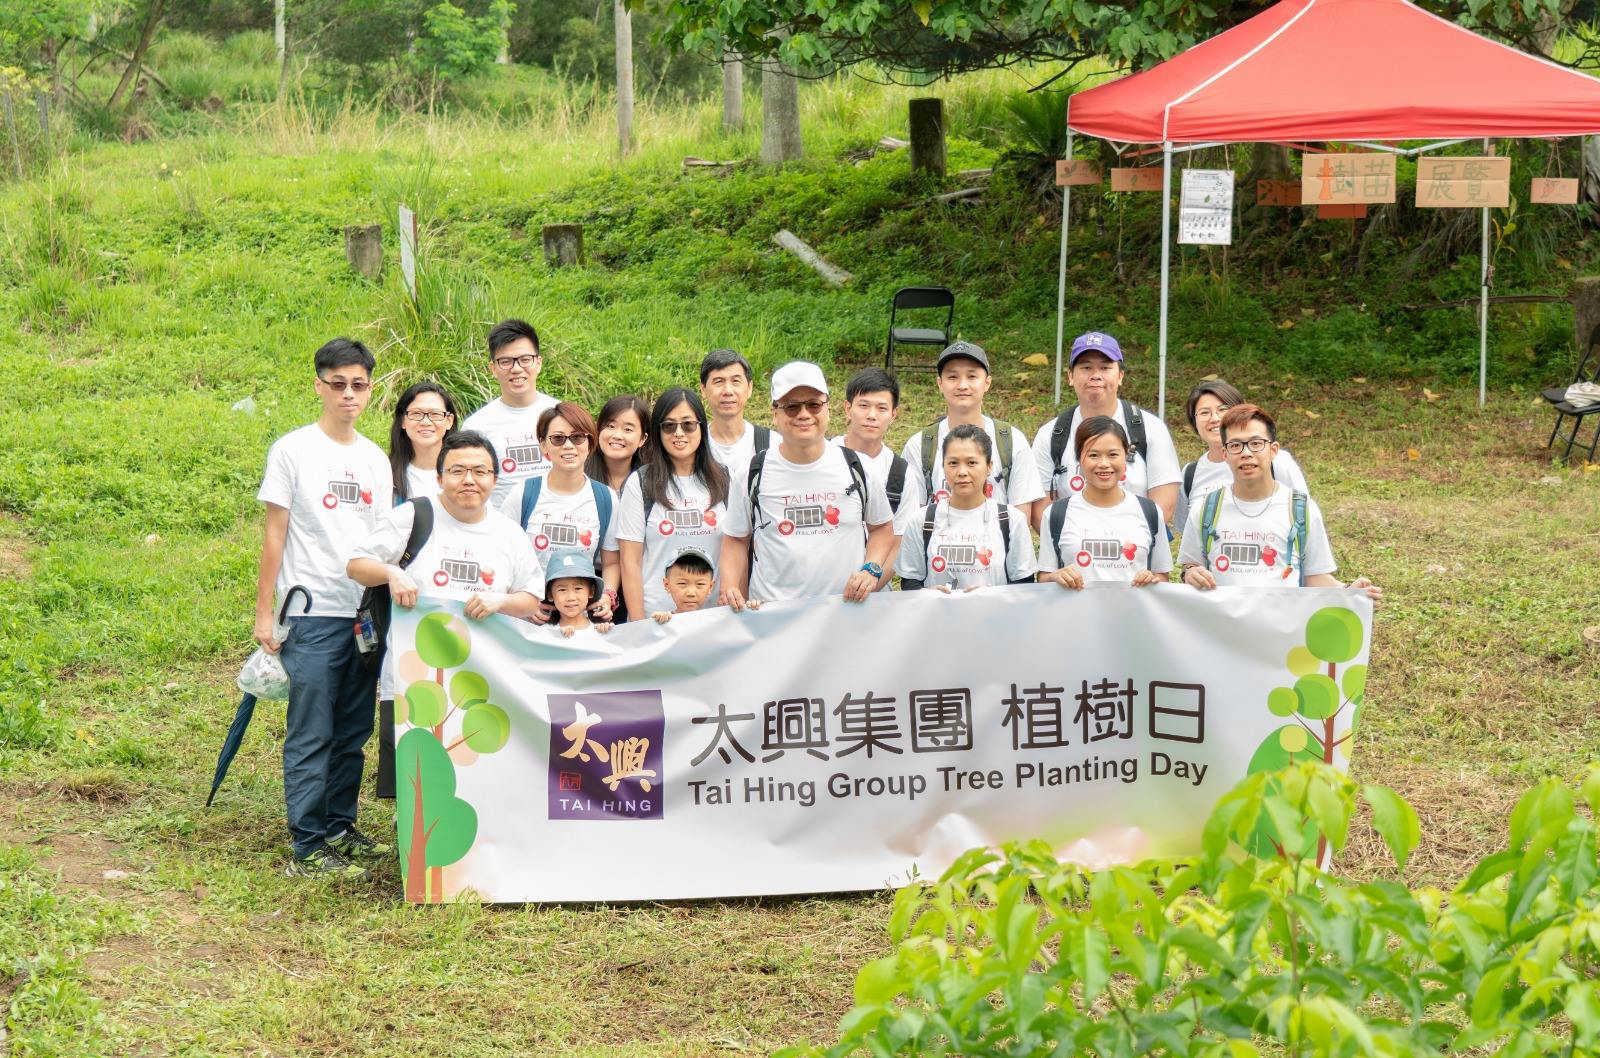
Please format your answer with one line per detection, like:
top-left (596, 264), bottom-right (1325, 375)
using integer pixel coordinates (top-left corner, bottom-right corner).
top-left (1220, 542), bottom-right (1262, 566)
top-left (440, 558), bottom-right (480, 584)
top-left (541, 523), bottom-right (581, 548)
top-left (504, 442), bottom-right (541, 467)
top-left (783, 504), bottom-right (825, 529)
top-left (1082, 538), bottom-right (1123, 561)
top-left (327, 480), bottom-right (361, 504)
top-left (667, 509), bottom-right (703, 529)
top-left (935, 544), bottom-right (977, 567)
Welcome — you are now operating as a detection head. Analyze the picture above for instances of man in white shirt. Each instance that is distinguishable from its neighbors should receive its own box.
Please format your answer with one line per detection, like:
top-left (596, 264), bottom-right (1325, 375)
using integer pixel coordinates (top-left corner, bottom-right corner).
top-left (899, 341), bottom-right (1045, 524)
top-left (721, 362), bottom-right (895, 606)
top-left (699, 348), bottom-right (770, 481)
top-left (463, 319), bottom-right (559, 508)
top-left (833, 368), bottom-right (916, 587)
top-left (254, 338), bottom-right (392, 880)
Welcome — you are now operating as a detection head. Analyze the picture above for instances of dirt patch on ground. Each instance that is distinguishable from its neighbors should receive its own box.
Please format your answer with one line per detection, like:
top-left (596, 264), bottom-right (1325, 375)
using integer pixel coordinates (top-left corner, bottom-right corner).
top-left (0, 513), bottom-right (29, 579)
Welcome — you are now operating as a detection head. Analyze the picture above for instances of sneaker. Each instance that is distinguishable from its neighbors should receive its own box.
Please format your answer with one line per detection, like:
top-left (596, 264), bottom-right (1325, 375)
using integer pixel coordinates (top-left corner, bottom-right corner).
top-left (327, 826), bottom-right (393, 861)
top-left (284, 844), bottom-right (369, 880)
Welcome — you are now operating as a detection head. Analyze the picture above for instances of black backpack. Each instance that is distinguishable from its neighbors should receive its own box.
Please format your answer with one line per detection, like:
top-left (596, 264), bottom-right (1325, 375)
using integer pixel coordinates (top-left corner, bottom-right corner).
top-left (745, 446), bottom-right (869, 563)
top-left (1048, 399), bottom-right (1147, 485)
top-left (355, 497), bottom-right (434, 672)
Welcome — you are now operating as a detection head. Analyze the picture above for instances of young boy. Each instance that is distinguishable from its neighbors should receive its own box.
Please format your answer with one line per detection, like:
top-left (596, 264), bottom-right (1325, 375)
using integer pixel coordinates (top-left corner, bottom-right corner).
top-left (545, 548), bottom-right (615, 637)
top-left (651, 548), bottom-right (755, 622)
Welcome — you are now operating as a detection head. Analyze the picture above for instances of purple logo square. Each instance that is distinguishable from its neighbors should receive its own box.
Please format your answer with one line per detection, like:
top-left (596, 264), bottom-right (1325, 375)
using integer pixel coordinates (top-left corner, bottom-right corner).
top-left (547, 690), bottom-right (665, 820)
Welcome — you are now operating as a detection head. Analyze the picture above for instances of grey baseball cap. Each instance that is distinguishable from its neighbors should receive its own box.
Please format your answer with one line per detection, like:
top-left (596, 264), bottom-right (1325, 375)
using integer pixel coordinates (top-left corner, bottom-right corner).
top-left (936, 340), bottom-right (991, 374)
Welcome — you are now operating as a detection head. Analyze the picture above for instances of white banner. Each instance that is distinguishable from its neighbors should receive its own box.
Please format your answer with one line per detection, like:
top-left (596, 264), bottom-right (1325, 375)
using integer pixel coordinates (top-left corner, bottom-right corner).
top-left (388, 585), bottom-right (1372, 903)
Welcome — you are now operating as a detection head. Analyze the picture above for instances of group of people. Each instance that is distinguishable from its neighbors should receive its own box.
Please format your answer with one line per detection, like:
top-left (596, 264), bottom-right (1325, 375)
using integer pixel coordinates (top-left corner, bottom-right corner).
top-left (252, 319), bottom-right (1381, 877)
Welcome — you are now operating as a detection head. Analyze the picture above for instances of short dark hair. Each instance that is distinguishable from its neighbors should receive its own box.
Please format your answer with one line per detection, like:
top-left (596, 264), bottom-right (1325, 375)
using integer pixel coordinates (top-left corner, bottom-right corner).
top-left (1184, 379), bottom-right (1246, 430)
top-left (488, 319), bottom-right (540, 358)
top-left (1219, 403), bottom-right (1278, 443)
top-left (667, 550), bottom-right (714, 577)
top-left (1074, 415), bottom-right (1130, 460)
top-left (314, 338), bottom-right (374, 375)
top-left (845, 367), bottom-right (900, 407)
top-left (537, 402), bottom-right (598, 447)
top-left (941, 423), bottom-right (993, 461)
top-left (436, 430), bottom-right (499, 475)
top-left (699, 348), bottom-right (753, 385)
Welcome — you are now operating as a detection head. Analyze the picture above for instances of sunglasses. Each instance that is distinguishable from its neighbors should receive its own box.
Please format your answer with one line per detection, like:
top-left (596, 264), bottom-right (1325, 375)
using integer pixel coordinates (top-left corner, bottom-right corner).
top-left (659, 420), bottom-right (703, 435)
top-left (775, 399), bottom-right (826, 415)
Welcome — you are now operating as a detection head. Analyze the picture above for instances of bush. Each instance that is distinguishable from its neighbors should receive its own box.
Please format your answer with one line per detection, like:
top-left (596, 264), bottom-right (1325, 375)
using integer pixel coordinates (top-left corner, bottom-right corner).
top-left (783, 761), bottom-right (1600, 1058)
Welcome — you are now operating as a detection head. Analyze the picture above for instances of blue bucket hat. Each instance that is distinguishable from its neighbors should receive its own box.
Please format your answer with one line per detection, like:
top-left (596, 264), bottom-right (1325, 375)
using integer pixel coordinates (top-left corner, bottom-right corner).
top-left (543, 548), bottom-right (603, 601)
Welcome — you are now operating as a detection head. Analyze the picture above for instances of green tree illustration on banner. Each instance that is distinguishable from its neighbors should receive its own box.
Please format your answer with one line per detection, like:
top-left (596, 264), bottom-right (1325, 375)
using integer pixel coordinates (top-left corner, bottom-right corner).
top-left (395, 609), bottom-right (512, 903)
top-left (1246, 606), bottom-right (1367, 861)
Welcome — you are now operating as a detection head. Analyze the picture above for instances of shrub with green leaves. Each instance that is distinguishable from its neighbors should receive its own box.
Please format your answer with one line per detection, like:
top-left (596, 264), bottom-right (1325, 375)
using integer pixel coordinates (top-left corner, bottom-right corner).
top-left (782, 762), bottom-right (1600, 1058)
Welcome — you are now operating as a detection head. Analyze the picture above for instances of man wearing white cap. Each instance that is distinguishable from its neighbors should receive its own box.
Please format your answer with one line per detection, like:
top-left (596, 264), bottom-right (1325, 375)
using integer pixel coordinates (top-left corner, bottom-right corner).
top-left (721, 362), bottom-right (895, 606)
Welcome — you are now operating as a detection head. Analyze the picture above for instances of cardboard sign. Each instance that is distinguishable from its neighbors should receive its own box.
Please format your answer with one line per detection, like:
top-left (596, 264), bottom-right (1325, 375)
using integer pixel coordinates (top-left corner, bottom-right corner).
top-left (398, 204), bottom-right (418, 301)
top-left (1256, 179), bottom-right (1303, 206)
top-left (1415, 180), bottom-right (1510, 208)
top-left (1301, 153), bottom-right (1396, 204)
top-left (1416, 156), bottom-right (1510, 182)
top-left (1056, 159), bottom-right (1103, 186)
top-left (1317, 203), bottom-right (1368, 219)
top-left (1110, 167), bottom-right (1164, 192)
top-left (1530, 178), bottom-right (1579, 205)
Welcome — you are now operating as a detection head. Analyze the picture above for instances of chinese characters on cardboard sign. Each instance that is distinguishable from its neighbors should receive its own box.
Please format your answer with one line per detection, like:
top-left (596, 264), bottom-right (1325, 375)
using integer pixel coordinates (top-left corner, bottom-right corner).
top-left (1301, 153), bottom-right (1397, 205)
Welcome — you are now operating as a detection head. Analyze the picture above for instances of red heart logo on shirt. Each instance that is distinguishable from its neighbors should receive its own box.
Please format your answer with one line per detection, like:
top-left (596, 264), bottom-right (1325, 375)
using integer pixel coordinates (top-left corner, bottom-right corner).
top-left (930, 555), bottom-right (947, 573)
top-left (823, 506), bottom-right (840, 526)
top-left (778, 520), bottom-right (796, 536)
top-left (480, 568), bottom-right (495, 586)
top-left (983, 482), bottom-right (994, 498)
top-left (433, 569), bottom-right (450, 587)
top-left (703, 510), bottom-right (717, 527)
top-left (360, 489), bottom-right (373, 504)
top-left (658, 519), bottom-right (675, 536)
top-left (1215, 554), bottom-right (1231, 572)
top-left (1122, 542), bottom-right (1137, 560)
top-left (502, 458), bottom-right (516, 473)
top-left (534, 533), bottom-right (550, 551)
top-left (976, 548), bottom-right (992, 567)
top-left (1069, 475), bottom-right (1085, 492)
top-left (1262, 546), bottom-right (1278, 567)
top-left (322, 492), bottom-right (339, 509)
top-left (1076, 550), bottom-right (1092, 568)
top-left (579, 530), bottom-right (593, 547)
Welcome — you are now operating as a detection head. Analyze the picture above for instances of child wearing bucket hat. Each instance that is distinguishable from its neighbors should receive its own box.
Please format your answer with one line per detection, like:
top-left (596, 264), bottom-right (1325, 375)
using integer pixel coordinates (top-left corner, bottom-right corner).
top-left (544, 548), bottom-right (614, 637)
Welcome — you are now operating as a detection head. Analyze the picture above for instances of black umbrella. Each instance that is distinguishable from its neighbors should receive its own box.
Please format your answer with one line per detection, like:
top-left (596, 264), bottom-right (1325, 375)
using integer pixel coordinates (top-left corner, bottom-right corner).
top-left (206, 586), bottom-right (312, 807)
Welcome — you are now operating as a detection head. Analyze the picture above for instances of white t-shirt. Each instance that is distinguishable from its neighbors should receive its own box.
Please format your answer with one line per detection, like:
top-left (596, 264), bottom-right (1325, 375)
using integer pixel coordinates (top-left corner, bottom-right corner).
top-left (899, 417), bottom-right (1045, 509)
top-left (462, 393), bottom-right (559, 508)
top-left (1030, 403), bottom-right (1182, 501)
top-left (723, 445), bottom-right (893, 603)
top-left (497, 477), bottom-right (620, 583)
top-left (1174, 448), bottom-right (1309, 532)
top-left (257, 424), bottom-right (391, 617)
top-left (350, 500), bottom-right (542, 696)
top-left (831, 437), bottom-right (919, 535)
top-left (1176, 484), bottom-right (1336, 586)
top-left (896, 500), bottom-right (1036, 590)
top-left (403, 463), bottom-right (442, 502)
top-left (708, 420), bottom-right (765, 483)
top-left (1038, 493), bottom-right (1175, 582)
top-left (616, 470), bottom-right (726, 613)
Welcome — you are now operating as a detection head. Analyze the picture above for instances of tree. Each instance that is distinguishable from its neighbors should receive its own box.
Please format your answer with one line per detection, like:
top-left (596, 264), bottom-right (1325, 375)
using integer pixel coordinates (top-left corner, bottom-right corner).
top-left (614, 0), bottom-right (633, 156)
top-left (721, 52), bottom-right (742, 132)
top-left (758, 30), bottom-right (801, 164)
top-left (106, 0), bottom-right (165, 110)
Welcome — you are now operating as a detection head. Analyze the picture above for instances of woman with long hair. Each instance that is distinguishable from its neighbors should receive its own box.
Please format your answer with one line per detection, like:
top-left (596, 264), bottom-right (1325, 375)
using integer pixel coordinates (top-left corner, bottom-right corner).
top-left (618, 388), bottom-right (730, 619)
top-left (388, 381), bottom-right (459, 500)
top-left (586, 394), bottom-right (650, 494)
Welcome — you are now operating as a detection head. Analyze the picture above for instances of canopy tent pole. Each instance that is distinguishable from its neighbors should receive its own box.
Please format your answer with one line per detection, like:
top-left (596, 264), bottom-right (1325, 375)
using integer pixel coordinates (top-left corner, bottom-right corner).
top-left (1156, 142), bottom-right (1173, 420)
top-left (1054, 110), bottom-right (1074, 407)
top-left (1479, 136), bottom-right (1491, 408)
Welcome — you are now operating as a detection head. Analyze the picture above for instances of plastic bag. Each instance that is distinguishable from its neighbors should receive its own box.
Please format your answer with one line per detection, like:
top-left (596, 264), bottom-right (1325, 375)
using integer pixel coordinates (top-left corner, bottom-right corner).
top-left (237, 620), bottom-right (291, 700)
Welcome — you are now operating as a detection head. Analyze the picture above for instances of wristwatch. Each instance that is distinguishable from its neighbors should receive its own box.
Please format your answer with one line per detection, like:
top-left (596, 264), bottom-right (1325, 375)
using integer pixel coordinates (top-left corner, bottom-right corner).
top-left (860, 562), bottom-right (884, 579)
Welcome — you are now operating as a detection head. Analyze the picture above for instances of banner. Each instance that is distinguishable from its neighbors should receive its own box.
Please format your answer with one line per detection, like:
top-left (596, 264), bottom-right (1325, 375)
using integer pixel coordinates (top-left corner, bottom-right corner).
top-left (388, 586), bottom-right (1372, 903)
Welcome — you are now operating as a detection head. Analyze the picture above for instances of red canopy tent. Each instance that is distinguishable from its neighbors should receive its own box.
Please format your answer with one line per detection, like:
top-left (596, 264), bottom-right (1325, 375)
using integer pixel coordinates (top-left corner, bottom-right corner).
top-left (1050, 0), bottom-right (1600, 413)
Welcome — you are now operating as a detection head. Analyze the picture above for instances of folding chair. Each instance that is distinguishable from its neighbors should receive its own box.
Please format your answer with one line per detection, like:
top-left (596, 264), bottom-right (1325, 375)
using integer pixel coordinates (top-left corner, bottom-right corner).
top-left (884, 286), bottom-right (954, 372)
top-left (1542, 323), bottom-right (1600, 463)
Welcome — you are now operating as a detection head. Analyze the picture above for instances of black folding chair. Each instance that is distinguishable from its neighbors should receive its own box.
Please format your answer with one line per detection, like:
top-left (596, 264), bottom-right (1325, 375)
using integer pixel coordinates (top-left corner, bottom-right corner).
top-left (1542, 323), bottom-right (1600, 463)
top-left (885, 286), bottom-right (954, 372)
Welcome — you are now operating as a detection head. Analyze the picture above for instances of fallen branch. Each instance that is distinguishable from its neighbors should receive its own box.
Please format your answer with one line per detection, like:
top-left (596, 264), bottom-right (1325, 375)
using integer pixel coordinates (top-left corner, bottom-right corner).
top-left (930, 187), bottom-right (984, 204)
top-left (683, 156), bottom-right (737, 169)
top-left (878, 136), bottom-right (908, 150)
top-left (1404, 293), bottom-right (1567, 311)
top-left (956, 168), bottom-right (992, 181)
top-left (772, 229), bottom-right (853, 287)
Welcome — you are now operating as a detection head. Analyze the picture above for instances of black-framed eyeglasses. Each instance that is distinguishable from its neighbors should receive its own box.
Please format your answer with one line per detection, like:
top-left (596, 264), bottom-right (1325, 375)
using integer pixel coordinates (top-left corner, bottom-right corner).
top-left (659, 420), bottom-right (703, 435)
top-left (404, 410), bottom-right (453, 424)
top-left (1223, 438), bottom-right (1272, 455)
top-left (544, 433), bottom-right (589, 448)
top-left (318, 376), bottom-right (370, 393)
top-left (492, 354), bottom-right (540, 370)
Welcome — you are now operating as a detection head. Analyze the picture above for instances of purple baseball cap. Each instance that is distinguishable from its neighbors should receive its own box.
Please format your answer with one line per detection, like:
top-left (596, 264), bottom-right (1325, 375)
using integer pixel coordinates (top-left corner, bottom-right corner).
top-left (1070, 331), bottom-right (1123, 364)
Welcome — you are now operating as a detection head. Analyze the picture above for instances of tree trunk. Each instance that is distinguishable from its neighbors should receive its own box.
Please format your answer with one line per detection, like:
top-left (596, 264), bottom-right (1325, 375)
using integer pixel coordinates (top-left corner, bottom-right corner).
top-left (496, 0), bottom-right (510, 64)
top-left (908, 97), bottom-right (945, 178)
top-left (614, 0), bottom-right (633, 157)
top-left (1574, 276), bottom-right (1600, 351)
top-left (108, 0), bottom-right (167, 110)
top-left (1532, 0), bottom-right (1577, 56)
top-left (274, 0), bottom-right (286, 63)
top-left (759, 33), bottom-right (802, 165)
top-left (405, 758), bottom-right (427, 902)
top-left (722, 54), bottom-right (743, 132)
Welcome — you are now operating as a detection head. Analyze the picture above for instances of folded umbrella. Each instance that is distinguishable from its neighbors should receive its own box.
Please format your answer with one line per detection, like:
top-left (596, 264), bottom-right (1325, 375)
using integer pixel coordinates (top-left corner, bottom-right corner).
top-left (206, 586), bottom-right (312, 807)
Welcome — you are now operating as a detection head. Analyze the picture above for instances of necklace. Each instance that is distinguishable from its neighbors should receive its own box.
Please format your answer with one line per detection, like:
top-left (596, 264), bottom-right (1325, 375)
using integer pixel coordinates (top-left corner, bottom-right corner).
top-left (1230, 490), bottom-right (1274, 519)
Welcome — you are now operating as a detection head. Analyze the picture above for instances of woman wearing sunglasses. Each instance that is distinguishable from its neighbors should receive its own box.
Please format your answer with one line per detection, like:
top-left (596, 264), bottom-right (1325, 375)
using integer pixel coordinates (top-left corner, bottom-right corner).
top-left (618, 388), bottom-right (730, 620)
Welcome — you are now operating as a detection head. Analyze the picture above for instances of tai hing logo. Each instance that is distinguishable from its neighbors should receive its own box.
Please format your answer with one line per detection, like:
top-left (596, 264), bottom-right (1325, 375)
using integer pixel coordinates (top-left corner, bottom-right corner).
top-left (547, 690), bottom-right (665, 821)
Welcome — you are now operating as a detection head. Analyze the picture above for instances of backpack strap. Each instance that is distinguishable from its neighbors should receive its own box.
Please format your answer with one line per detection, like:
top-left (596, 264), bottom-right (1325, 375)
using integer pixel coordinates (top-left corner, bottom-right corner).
top-left (746, 448), bottom-right (768, 564)
top-left (840, 446), bottom-right (870, 533)
top-left (588, 479), bottom-right (613, 563)
top-left (518, 476), bottom-right (544, 530)
top-left (885, 455), bottom-right (908, 512)
top-left (991, 420), bottom-right (1014, 486)
top-left (1199, 488), bottom-right (1225, 571)
top-left (918, 423), bottom-right (941, 495)
top-left (903, 501), bottom-right (939, 591)
top-left (399, 497), bottom-right (434, 570)
top-left (1048, 406), bottom-right (1077, 480)
top-left (1046, 495), bottom-right (1070, 568)
top-left (997, 503), bottom-right (1031, 584)
top-left (1287, 490), bottom-right (1309, 586)
top-left (1121, 399), bottom-right (1147, 462)
top-left (1182, 460), bottom-right (1197, 499)
top-left (1135, 495), bottom-right (1161, 571)
top-left (753, 424), bottom-right (771, 455)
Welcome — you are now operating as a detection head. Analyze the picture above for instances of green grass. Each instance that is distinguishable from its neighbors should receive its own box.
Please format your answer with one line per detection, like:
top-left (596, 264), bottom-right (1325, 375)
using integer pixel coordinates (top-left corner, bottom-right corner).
top-left (2, 64), bottom-right (1599, 1056)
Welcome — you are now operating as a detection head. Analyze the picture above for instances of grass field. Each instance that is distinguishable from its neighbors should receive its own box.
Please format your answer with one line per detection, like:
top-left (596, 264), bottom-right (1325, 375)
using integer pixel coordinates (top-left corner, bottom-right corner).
top-left (2, 62), bottom-right (1600, 1056)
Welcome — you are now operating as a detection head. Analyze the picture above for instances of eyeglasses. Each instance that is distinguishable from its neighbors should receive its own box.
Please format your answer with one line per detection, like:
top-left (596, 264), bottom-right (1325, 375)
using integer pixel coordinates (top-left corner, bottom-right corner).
top-left (775, 399), bottom-right (826, 415)
top-left (404, 410), bottom-right (453, 424)
top-left (442, 466), bottom-right (495, 481)
top-left (544, 433), bottom-right (589, 448)
top-left (1194, 407), bottom-right (1229, 421)
top-left (659, 420), bottom-right (702, 435)
top-left (1223, 438), bottom-right (1272, 455)
top-left (492, 354), bottom-right (540, 370)
top-left (318, 377), bottom-right (370, 393)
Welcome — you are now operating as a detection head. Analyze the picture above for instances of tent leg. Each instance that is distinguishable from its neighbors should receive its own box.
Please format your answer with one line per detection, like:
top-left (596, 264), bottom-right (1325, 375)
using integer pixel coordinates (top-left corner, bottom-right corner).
top-left (1054, 119), bottom-right (1073, 407)
top-left (1478, 137), bottom-right (1491, 409)
top-left (1157, 142), bottom-right (1173, 420)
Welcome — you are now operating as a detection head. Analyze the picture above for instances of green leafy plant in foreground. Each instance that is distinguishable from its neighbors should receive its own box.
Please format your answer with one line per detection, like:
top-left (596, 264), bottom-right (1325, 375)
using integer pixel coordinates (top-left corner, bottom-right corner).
top-left (784, 762), bottom-right (1600, 1058)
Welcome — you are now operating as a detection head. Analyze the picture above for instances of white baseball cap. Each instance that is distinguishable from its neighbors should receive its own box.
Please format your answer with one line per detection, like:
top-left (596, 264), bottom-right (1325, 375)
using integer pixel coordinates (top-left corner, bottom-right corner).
top-left (770, 361), bottom-right (829, 402)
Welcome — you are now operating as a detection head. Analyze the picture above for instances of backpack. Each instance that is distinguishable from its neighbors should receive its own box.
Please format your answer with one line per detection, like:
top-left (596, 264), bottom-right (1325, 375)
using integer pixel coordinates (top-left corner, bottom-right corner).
top-left (918, 420), bottom-right (1015, 497)
top-left (745, 446), bottom-right (869, 564)
top-left (753, 424), bottom-right (771, 456)
top-left (518, 476), bottom-right (614, 565)
top-left (1199, 488), bottom-right (1309, 585)
top-left (885, 454), bottom-right (909, 512)
top-left (902, 500), bottom-right (1032, 589)
top-left (1048, 399), bottom-right (1147, 486)
top-left (1044, 493), bottom-right (1162, 571)
top-left (355, 497), bottom-right (435, 673)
